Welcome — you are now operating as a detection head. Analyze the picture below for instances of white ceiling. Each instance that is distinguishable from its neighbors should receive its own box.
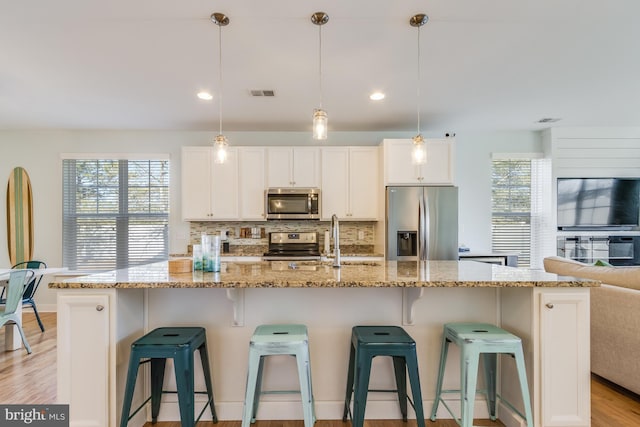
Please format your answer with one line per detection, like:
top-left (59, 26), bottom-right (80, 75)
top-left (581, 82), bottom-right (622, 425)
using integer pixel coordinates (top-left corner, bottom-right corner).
top-left (1, 0), bottom-right (640, 134)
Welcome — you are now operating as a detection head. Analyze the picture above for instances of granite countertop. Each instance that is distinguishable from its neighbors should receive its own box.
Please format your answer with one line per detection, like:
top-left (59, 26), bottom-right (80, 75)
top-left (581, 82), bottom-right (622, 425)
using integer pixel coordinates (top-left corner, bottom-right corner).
top-left (49, 260), bottom-right (599, 289)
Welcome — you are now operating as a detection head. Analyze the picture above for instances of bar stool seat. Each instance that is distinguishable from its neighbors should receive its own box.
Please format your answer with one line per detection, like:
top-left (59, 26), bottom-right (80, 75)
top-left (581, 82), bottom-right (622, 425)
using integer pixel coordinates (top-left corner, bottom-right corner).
top-left (430, 322), bottom-right (533, 427)
top-left (242, 324), bottom-right (315, 427)
top-left (120, 327), bottom-right (217, 427)
top-left (342, 326), bottom-right (426, 427)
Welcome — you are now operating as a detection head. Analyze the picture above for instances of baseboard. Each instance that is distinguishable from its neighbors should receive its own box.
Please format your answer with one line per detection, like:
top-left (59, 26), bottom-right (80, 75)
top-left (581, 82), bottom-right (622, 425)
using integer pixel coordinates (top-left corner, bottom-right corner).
top-left (38, 303), bottom-right (57, 312)
top-left (149, 397), bottom-right (492, 422)
top-left (497, 401), bottom-right (527, 427)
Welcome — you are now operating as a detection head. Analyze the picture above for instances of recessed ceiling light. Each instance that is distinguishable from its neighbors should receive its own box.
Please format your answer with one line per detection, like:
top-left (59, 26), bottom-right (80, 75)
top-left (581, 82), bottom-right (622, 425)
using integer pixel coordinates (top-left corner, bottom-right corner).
top-left (197, 92), bottom-right (213, 100)
top-left (369, 92), bottom-right (385, 101)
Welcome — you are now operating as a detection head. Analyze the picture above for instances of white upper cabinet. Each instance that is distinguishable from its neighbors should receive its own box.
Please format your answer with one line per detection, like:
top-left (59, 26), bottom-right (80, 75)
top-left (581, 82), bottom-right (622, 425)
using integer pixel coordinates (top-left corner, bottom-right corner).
top-left (321, 147), bottom-right (378, 220)
top-left (267, 147), bottom-right (320, 188)
top-left (238, 147), bottom-right (266, 220)
top-left (181, 146), bottom-right (239, 221)
top-left (181, 147), bottom-right (213, 221)
top-left (383, 138), bottom-right (455, 185)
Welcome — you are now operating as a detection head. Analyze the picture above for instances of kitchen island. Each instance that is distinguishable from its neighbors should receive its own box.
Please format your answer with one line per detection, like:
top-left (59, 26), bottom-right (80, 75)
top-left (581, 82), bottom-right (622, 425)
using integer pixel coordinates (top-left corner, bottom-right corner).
top-left (50, 260), bottom-right (597, 427)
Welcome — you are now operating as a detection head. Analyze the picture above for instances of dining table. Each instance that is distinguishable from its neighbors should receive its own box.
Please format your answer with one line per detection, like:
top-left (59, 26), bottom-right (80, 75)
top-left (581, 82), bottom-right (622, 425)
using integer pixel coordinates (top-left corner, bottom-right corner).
top-left (1, 267), bottom-right (68, 350)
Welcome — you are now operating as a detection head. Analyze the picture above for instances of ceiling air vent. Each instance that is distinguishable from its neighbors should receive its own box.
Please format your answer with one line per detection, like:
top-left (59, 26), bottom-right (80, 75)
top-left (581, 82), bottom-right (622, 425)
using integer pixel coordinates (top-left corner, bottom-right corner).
top-left (536, 117), bottom-right (561, 123)
top-left (250, 90), bottom-right (275, 97)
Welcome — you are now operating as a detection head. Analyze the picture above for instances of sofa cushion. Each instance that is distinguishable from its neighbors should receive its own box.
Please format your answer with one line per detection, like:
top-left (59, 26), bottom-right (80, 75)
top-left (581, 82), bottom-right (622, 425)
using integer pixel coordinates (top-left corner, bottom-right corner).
top-left (544, 256), bottom-right (640, 291)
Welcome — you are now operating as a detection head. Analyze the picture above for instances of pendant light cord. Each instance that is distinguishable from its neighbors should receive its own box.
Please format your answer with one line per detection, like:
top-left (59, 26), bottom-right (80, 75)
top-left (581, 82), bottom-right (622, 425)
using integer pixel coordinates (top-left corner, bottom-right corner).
top-left (416, 25), bottom-right (421, 135)
top-left (318, 24), bottom-right (323, 109)
top-left (218, 23), bottom-right (223, 135)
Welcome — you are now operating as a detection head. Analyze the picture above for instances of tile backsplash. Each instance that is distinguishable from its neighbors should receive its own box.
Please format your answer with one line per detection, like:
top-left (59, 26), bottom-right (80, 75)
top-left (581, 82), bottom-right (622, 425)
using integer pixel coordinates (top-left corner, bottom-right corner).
top-left (190, 220), bottom-right (376, 251)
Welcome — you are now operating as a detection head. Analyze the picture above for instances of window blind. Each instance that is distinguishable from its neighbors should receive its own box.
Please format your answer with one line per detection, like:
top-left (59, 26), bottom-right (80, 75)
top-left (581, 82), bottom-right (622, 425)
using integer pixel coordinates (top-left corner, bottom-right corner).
top-left (63, 159), bottom-right (169, 271)
top-left (491, 157), bottom-right (552, 269)
top-left (491, 159), bottom-right (532, 267)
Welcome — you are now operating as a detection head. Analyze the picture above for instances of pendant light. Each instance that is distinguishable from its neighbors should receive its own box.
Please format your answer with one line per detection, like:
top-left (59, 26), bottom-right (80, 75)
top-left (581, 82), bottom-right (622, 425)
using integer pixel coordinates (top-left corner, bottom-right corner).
top-left (311, 12), bottom-right (329, 140)
top-left (410, 14), bottom-right (429, 165)
top-left (211, 13), bottom-right (229, 164)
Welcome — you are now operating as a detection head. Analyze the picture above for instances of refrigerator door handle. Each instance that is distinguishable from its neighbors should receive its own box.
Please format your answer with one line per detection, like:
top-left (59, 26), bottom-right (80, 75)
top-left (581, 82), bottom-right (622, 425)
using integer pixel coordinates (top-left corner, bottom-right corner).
top-left (418, 193), bottom-right (429, 260)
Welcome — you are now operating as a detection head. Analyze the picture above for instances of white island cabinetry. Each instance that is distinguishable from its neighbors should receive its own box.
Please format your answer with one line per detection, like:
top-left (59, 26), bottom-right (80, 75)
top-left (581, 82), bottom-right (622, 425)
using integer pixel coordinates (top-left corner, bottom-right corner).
top-left (501, 287), bottom-right (590, 427)
top-left (181, 146), bottom-right (239, 220)
top-left (383, 138), bottom-right (455, 185)
top-left (321, 146), bottom-right (378, 220)
top-left (52, 262), bottom-right (594, 427)
top-left (57, 289), bottom-right (145, 427)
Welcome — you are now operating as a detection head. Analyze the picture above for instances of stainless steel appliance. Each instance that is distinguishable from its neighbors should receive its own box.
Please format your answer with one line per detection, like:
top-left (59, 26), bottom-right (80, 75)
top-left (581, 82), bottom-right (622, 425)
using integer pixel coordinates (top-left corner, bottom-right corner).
top-left (262, 232), bottom-right (321, 260)
top-left (386, 186), bottom-right (458, 261)
top-left (265, 188), bottom-right (320, 220)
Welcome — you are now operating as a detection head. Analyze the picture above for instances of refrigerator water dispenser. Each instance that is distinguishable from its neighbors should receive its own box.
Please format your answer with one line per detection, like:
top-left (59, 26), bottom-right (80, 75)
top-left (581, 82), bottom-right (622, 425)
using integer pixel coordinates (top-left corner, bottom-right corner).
top-left (397, 231), bottom-right (417, 257)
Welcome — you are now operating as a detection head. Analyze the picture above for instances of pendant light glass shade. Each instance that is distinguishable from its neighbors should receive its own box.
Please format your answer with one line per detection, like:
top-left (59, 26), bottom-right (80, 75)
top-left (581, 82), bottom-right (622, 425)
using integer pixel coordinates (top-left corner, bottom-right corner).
top-left (411, 134), bottom-right (426, 165)
top-left (214, 134), bottom-right (228, 164)
top-left (313, 109), bottom-right (328, 140)
top-left (211, 12), bottom-right (229, 163)
top-left (311, 12), bottom-right (329, 140)
top-left (410, 14), bottom-right (428, 166)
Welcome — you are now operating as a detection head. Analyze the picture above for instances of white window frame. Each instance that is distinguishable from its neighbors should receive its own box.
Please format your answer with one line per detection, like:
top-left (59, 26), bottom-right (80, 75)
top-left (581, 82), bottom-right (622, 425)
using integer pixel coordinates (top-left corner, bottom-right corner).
top-left (491, 153), bottom-right (552, 269)
top-left (62, 155), bottom-right (170, 271)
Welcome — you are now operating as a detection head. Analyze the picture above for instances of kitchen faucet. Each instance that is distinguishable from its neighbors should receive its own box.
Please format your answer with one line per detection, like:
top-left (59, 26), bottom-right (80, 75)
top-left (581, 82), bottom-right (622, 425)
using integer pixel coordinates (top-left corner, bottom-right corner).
top-left (331, 214), bottom-right (341, 268)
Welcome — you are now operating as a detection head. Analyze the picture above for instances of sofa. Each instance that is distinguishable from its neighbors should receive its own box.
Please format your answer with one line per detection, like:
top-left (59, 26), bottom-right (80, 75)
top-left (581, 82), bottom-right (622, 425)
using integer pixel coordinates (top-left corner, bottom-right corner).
top-left (543, 256), bottom-right (640, 395)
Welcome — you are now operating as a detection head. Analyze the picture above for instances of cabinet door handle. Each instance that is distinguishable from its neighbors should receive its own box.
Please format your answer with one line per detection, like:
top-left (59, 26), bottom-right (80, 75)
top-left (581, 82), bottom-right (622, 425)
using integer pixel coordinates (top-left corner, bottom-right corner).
top-left (546, 303), bottom-right (554, 309)
top-left (96, 305), bottom-right (105, 312)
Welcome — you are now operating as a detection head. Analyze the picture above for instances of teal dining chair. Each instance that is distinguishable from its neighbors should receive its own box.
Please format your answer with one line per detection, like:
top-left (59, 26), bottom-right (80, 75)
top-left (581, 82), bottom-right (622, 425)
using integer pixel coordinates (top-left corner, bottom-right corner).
top-left (0, 260), bottom-right (47, 332)
top-left (0, 270), bottom-right (35, 354)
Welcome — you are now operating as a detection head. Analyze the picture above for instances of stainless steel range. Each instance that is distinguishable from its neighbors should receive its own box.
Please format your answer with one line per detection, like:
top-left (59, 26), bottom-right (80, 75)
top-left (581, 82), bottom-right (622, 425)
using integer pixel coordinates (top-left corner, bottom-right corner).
top-left (262, 232), bottom-right (321, 260)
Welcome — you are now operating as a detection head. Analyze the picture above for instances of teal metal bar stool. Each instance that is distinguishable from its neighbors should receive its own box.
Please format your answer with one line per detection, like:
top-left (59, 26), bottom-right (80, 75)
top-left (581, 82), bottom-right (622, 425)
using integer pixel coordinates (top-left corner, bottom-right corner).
top-left (120, 327), bottom-right (218, 427)
top-left (242, 324), bottom-right (315, 427)
top-left (342, 326), bottom-right (425, 427)
top-left (430, 322), bottom-right (533, 427)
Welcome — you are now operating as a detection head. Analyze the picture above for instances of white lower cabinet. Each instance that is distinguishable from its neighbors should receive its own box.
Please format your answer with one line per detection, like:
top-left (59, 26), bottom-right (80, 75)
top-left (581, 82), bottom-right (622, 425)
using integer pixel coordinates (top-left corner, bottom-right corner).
top-left (57, 290), bottom-right (144, 427)
top-left (539, 290), bottom-right (590, 427)
top-left (501, 287), bottom-right (590, 427)
top-left (58, 292), bottom-right (112, 427)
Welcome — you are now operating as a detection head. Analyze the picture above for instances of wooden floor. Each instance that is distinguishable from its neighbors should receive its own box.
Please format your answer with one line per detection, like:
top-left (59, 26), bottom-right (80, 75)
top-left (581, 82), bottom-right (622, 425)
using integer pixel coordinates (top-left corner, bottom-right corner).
top-left (0, 313), bottom-right (638, 427)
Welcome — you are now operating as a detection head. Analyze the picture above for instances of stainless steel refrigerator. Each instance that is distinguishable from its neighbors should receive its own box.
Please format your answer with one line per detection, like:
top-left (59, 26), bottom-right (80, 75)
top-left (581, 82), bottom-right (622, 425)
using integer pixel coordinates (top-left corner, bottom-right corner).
top-left (386, 186), bottom-right (458, 260)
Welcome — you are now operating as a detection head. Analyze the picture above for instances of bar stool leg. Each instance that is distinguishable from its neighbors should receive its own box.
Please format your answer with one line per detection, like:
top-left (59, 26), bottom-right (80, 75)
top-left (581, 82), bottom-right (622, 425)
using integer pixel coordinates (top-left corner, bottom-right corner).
top-left (429, 335), bottom-right (450, 421)
top-left (352, 353), bottom-right (373, 427)
top-left (174, 350), bottom-right (195, 427)
top-left (250, 356), bottom-right (265, 423)
top-left (242, 348), bottom-right (261, 427)
top-left (342, 343), bottom-right (356, 421)
top-left (296, 345), bottom-right (316, 427)
top-left (150, 358), bottom-right (167, 423)
top-left (392, 356), bottom-right (408, 421)
top-left (120, 352), bottom-right (141, 427)
top-left (461, 348), bottom-right (480, 427)
top-left (482, 353), bottom-right (497, 421)
top-left (198, 343), bottom-right (218, 423)
top-left (405, 350), bottom-right (426, 427)
top-left (514, 347), bottom-right (534, 427)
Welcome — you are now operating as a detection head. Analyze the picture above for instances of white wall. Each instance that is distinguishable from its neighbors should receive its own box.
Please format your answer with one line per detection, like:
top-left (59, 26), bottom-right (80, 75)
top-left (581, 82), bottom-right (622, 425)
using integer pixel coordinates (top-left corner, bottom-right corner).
top-left (455, 131), bottom-right (543, 252)
top-left (0, 129), bottom-right (541, 308)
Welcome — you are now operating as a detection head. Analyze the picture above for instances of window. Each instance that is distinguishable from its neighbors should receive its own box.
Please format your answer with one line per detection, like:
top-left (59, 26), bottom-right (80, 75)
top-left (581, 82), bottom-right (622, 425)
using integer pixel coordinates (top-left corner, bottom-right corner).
top-left (63, 158), bottom-right (169, 270)
top-left (491, 155), bottom-right (551, 268)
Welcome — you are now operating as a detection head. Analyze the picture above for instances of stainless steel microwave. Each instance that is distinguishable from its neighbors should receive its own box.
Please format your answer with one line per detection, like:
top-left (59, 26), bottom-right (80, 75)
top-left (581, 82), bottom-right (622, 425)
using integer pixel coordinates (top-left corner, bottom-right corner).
top-left (265, 188), bottom-right (320, 220)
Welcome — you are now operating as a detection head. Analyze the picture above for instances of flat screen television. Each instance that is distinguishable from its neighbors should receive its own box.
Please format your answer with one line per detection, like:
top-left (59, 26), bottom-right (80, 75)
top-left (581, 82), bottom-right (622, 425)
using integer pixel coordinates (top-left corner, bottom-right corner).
top-left (557, 178), bottom-right (640, 230)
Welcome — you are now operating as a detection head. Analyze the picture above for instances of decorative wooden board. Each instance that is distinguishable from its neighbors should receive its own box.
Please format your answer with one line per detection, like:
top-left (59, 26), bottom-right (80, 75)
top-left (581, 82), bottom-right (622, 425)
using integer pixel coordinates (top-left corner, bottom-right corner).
top-left (6, 167), bottom-right (34, 265)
